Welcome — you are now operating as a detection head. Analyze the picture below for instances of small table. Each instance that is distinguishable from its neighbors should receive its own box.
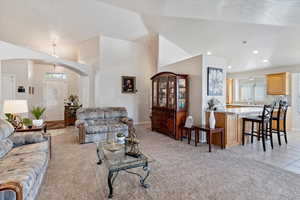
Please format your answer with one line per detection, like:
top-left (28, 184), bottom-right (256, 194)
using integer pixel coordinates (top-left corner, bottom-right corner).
top-left (96, 142), bottom-right (151, 198)
top-left (16, 123), bottom-right (51, 158)
top-left (15, 123), bottom-right (47, 133)
top-left (181, 125), bottom-right (225, 152)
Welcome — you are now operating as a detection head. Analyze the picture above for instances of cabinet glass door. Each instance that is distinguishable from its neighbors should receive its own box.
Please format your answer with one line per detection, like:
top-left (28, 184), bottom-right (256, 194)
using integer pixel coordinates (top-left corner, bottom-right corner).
top-left (178, 78), bottom-right (187, 110)
top-left (168, 76), bottom-right (176, 109)
top-left (153, 79), bottom-right (158, 106)
top-left (159, 77), bottom-right (167, 107)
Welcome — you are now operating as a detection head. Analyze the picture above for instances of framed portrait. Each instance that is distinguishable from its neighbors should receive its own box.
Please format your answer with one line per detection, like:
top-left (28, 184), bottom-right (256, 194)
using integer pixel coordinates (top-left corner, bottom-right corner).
top-left (121, 76), bottom-right (136, 93)
top-left (207, 67), bottom-right (223, 96)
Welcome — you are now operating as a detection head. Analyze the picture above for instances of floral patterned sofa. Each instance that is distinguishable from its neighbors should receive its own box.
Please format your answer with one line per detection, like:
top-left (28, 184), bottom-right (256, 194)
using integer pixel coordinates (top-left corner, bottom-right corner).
top-left (0, 119), bottom-right (49, 200)
top-left (76, 107), bottom-right (131, 144)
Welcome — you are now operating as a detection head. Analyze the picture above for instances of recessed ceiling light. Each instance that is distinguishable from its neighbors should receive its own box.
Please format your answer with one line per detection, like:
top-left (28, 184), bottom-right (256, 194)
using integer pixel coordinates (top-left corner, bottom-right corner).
top-left (253, 50), bottom-right (259, 54)
top-left (228, 65), bottom-right (232, 69)
top-left (207, 51), bottom-right (212, 56)
top-left (249, 78), bottom-right (254, 81)
top-left (263, 59), bottom-right (269, 63)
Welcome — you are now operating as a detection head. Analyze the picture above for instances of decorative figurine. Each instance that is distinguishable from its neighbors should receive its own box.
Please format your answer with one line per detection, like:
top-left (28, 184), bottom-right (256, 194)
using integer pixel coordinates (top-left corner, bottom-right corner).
top-left (122, 117), bottom-right (141, 158)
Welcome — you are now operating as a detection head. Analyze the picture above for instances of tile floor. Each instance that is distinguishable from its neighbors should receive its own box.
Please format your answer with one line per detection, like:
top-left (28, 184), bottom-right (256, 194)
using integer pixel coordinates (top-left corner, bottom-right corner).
top-left (216, 131), bottom-right (300, 174)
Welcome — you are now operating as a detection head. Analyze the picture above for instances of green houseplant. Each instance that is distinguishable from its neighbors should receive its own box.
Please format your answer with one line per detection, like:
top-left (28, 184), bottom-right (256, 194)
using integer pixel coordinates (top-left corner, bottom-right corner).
top-left (31, 106), bottom-right (46, 127)
top-left (22, 118), bottom-right (33, 128)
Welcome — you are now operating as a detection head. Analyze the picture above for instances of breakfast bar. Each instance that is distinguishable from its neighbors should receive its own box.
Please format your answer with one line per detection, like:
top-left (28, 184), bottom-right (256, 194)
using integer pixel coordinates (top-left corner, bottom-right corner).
top-left (206, 107), bottom-right (263, 148)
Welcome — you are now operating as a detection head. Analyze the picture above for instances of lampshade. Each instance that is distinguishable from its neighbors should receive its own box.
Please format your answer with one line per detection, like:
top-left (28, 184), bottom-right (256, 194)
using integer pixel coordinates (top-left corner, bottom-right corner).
top-left (3, 100), bottom-right (29, 114)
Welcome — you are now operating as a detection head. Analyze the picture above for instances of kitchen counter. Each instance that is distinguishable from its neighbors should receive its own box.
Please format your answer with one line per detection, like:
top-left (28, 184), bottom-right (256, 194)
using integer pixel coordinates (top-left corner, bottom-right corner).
top-left (226, 104), bottom-right (264, 108)
top-left (215, 107), bottom-right (262, 115)
top-left (206, 106), bottom-right (291, 148)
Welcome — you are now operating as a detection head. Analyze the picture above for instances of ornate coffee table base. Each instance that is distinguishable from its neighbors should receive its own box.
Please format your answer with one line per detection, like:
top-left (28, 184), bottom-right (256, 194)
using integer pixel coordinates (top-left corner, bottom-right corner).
top-left (97, 152), bottom-right (150, 198)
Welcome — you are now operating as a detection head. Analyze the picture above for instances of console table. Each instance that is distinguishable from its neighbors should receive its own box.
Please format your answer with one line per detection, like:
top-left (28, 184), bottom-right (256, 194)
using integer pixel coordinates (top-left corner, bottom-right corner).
top-left (64, 105), bottom-right (81, 126)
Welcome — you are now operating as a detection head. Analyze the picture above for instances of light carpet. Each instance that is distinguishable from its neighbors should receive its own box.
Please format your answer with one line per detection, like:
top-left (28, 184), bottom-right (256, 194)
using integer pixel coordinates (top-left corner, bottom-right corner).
top-left (37, 126), bottom-right (300, 200)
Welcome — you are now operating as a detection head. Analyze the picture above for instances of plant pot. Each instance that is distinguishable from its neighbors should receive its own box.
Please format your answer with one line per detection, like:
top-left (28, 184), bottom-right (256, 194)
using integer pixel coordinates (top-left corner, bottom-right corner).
top-left (117, 136), bottom-right (126, 144)
top-left (32, 119), bottom-right (44, 127)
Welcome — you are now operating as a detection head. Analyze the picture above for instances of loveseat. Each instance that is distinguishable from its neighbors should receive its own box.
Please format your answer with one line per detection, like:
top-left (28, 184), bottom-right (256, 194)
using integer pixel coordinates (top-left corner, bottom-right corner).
top-left (76, 107), bottom-right (131, 144)
top-left (0, 119), bottom-right (49, 200)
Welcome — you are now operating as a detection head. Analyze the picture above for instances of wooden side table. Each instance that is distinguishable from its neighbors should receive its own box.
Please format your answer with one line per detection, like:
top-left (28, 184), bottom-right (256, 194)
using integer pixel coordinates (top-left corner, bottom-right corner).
top-left (194, 125), bottom-right (225, 152)
top-left (180, 126), bottom-right (196, 144)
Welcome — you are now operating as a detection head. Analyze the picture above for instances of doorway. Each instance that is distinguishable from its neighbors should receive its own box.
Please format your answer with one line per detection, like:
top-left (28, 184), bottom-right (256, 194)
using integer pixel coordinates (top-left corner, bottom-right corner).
top-left (1, 74), bottom-right (16, 111)
top-left (43, 80), bottom-right (67, 121)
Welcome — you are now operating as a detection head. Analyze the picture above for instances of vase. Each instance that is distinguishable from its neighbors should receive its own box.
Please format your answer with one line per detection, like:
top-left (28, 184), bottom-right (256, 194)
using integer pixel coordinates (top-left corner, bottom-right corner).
top-left (209, 111), bottom-right (216, 129)
top-left (32, 119), bottom-right (44, 127)
top-left (117, 136), bottom-right (126, 144)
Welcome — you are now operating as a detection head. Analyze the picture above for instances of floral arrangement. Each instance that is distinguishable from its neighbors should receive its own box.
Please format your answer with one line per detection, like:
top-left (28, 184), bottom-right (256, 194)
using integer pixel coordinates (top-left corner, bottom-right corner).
top-left (65, 94), bottom-right (80, 106)
top-left (207, 98), bottom-right (221, 111)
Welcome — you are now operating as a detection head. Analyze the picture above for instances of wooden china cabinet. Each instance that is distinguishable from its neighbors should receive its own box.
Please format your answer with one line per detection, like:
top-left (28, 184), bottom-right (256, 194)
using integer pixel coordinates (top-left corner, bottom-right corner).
top-left (151, 72), bottom-right (189, 140)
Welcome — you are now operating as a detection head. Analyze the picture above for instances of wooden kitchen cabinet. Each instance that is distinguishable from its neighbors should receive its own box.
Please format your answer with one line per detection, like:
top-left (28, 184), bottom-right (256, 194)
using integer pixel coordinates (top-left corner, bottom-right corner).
top-left (226, 79), bottom-right (233, 104)
top-left (266, 72), bottom-right (290, 95)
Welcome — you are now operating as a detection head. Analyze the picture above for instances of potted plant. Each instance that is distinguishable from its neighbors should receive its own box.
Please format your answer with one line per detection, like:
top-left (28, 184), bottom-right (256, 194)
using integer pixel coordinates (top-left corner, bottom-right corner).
top-left (22, 118), bottom-right (33, 128)
top-left (116, 133), bottom-right (126, 144)
top-left (31, 106), bottom-right (46, 127)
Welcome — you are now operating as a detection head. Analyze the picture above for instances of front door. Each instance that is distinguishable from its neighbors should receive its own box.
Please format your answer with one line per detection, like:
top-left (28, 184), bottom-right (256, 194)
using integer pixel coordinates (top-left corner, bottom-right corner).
top-left (1, 74), bottom-right (16, 111)
top-left (44, 80), bottom-right (67, 121)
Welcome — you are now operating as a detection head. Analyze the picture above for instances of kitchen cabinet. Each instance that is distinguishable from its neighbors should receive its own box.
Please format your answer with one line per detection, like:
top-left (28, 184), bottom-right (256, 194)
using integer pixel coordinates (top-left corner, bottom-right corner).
top-left (266, 72), bottom-right (290, 95)
top-left (226, 79), bottom-right (233, 104)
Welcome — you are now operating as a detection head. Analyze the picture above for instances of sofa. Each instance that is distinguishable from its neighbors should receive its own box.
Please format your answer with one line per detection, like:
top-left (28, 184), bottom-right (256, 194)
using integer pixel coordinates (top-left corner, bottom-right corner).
top-left (0, 119), bottom-right (49, 200)
top-left (76, 107), bottom-right (132, 144)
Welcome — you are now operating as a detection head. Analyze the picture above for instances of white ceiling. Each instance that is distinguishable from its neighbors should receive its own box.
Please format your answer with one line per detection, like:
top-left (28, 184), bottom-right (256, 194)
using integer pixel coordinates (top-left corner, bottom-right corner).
top-left (0, 0), bottom-right (148, 60)
top-left (1, 0), bottom-right (300, 72)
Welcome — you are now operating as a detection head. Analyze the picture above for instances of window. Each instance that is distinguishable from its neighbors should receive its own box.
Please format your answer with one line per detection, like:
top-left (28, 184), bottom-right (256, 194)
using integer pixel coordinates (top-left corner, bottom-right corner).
top-left (238, 78), bottom-right (266, 103)
top-left (45, 72), bottom-right (67, 80)
top-left (240, 82), bottom-right (252, 102)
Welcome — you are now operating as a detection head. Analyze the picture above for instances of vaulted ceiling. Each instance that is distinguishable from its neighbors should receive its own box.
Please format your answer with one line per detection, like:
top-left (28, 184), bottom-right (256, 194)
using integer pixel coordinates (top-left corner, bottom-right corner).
top-left (1, 0), bottom-right (300, 72)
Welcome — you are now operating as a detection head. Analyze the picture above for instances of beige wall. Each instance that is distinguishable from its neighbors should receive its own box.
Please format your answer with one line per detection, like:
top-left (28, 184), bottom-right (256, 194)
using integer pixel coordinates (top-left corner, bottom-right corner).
top-left (158, 55), bottom-right (227, 125)
top-left (77, 36), bottom-right (100, 107)
top-left (158, 55), bottom-right (203, 125)
top-left (96, 35), bottom-right (156, 124)
top-left (77, 34), bottom-right (158, 124)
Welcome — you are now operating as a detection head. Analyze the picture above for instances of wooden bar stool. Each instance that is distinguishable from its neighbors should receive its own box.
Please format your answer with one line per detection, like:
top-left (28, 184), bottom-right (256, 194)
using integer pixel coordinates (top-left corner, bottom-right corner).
top-left (242, 105), bottom-right (274, 152)
top-left (271, 100), bottom-right (288, 145)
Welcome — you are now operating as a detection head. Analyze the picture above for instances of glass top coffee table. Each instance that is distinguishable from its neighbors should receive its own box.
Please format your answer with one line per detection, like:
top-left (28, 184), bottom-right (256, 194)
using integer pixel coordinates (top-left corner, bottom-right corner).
top-left (96, 142), bottom-right (151, 198)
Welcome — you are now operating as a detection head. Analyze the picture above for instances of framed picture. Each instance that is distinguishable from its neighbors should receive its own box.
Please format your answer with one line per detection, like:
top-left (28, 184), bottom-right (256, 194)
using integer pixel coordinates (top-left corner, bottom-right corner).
top-left (121, 76), bottom-right (136, 93)
top-left (207, 67), bottom-right (223, 96)
top-left (17, 86), bottom-right (25, 93)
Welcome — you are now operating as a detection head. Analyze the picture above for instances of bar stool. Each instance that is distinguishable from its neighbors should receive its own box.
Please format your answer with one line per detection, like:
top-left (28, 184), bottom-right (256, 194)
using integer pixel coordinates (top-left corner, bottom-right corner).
top-left (242, 105), bottom-right (274, 152)
top-left (271, 100), bottom-right (288, 145)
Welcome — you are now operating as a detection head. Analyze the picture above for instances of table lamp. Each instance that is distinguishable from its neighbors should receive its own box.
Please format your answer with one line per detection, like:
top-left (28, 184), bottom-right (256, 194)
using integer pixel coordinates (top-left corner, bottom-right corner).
top-left (3, 100), bottom-right (28, 129)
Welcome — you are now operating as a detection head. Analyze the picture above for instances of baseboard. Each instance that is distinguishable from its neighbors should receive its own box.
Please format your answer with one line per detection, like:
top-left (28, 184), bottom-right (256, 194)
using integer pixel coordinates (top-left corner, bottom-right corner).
top-left (134, 121), bottom-right (151, 125)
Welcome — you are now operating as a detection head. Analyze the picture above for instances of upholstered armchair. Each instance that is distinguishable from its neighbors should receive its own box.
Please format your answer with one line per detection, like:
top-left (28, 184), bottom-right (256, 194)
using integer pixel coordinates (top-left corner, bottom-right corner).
top-left (76, 107), bottom-right (132, 144)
